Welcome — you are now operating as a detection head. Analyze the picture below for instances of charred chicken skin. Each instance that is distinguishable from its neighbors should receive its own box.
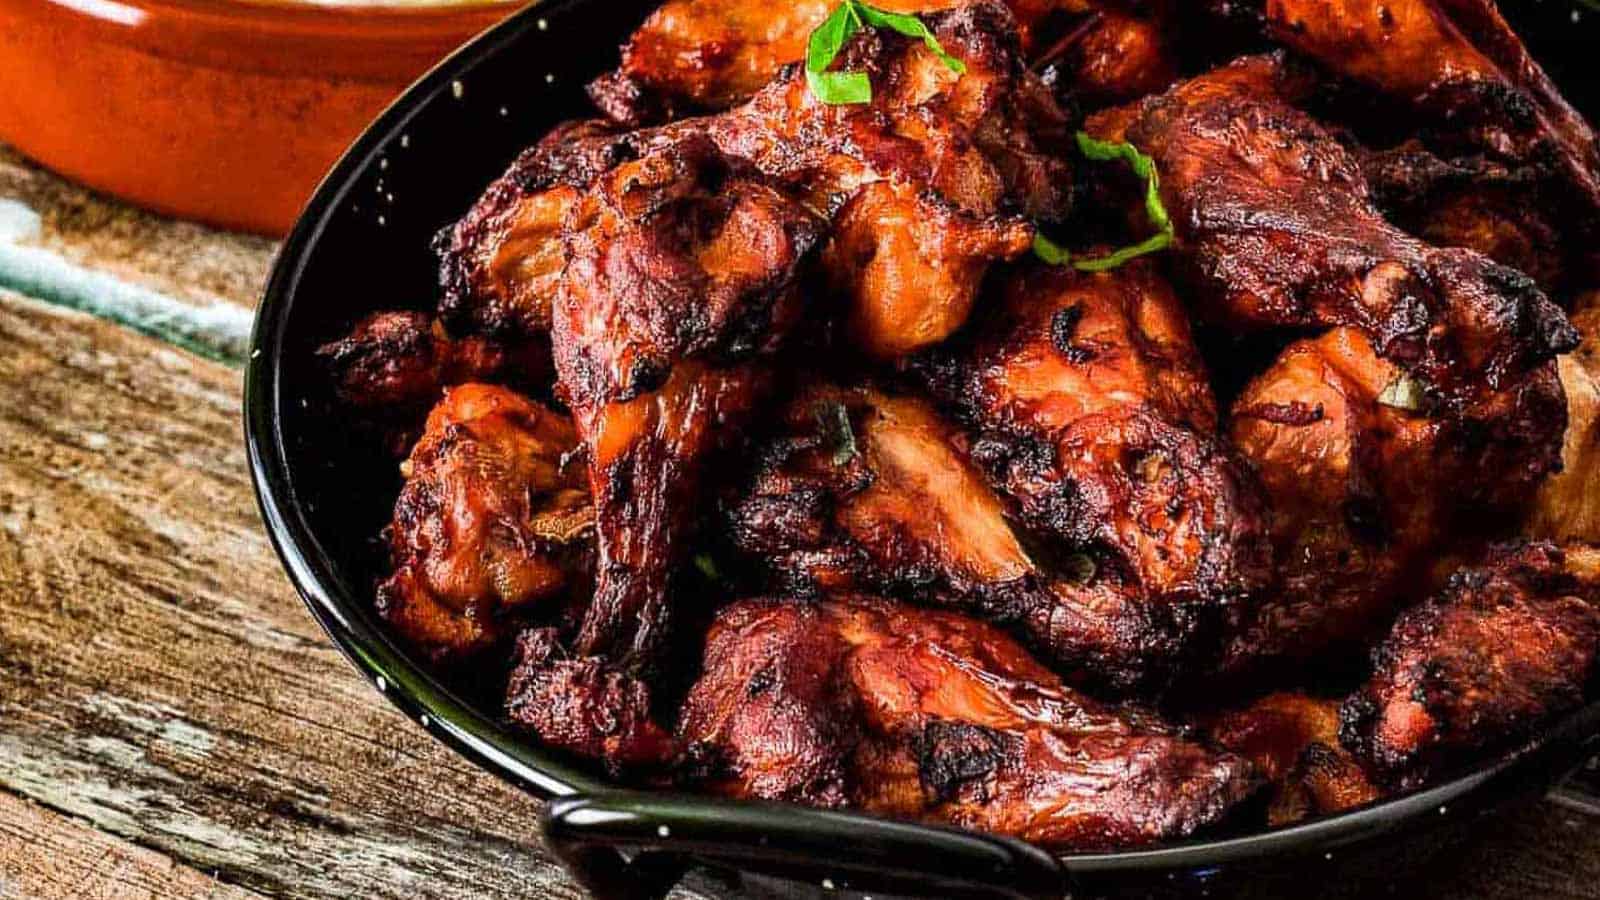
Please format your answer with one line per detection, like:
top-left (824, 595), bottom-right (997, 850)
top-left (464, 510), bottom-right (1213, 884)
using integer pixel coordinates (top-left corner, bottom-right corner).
top-left (1087, 55), bottom-right (1575, 672)
top-left (1341, 542), bottom-right (1600, 782)
top-left (918, 261), bottom-right (1274, 682)
top-left (377, 383), bottom-right (593, 664)
top-left (503, 136), bottom-right (823, 772)
top-left (1209, 0), bottom-right (1600, 241)
top-left (317, 310), bottom-right (552, 413)
top-left (729, 379), bottom-right (1240, 692)
top-left (588, 0), bottom-right (1074, 124)
top-left (553, 135), bottom-right (823, 666)
top-left (679, 595), bottom-right (1260, 849)
top-left (441, 3), bottom-right (1068, 362)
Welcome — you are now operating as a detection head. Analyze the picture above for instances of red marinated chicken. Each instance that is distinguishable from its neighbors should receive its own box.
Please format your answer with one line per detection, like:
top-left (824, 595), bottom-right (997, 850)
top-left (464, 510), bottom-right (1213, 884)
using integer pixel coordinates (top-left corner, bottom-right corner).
top-left (919, 261), bottom-right (1274, 683)
top-left (1341, 542), bottom-right (1600, 782)
top-left (552, 136), bottom-right (823, 666)
top-left (338, 0), bottom-right (1600, 852)
top-left (377, 384), bottom-right (593, 664)
top-left (588, 0), bottom-right (1076, 123)
top-left (729, 380), bottom-right (1246, 691)
top-left (679, 595), bottom-right (1260, 848)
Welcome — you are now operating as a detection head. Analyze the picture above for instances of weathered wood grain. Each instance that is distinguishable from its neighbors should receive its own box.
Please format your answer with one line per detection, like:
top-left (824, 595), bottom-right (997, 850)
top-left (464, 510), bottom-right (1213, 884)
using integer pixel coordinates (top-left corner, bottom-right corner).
top-left (0, 790), bottom-right (260, 900)
top-left (0, 289), bottom-right (640, 899)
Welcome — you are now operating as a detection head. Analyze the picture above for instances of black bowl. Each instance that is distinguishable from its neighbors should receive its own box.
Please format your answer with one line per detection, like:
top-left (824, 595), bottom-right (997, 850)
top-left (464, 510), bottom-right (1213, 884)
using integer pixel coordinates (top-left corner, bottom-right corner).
top-left (245, 2), bottom-right (1600, 896)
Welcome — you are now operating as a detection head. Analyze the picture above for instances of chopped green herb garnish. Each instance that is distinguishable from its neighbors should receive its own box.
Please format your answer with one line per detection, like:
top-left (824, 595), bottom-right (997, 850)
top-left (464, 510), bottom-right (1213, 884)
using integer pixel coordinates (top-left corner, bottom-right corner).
top-left (693, 552), bottom-right (724, 583)
top-left (1035, 132), bottom-right (1176, 271)
top-left (1061, 552), bottom-right (1097, 585)
top-left (1377, 371), bottom-right (1428, 412)
top-left (816, 400), bottom-right (860, 466)
top-left (806, 0), bottom-right (966, 105)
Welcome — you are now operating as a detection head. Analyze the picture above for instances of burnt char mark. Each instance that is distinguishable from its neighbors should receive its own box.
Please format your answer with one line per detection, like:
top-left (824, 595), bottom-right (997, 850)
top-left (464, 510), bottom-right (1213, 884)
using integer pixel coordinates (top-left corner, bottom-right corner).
top-left (918, 720), bottom-right (1006, 805)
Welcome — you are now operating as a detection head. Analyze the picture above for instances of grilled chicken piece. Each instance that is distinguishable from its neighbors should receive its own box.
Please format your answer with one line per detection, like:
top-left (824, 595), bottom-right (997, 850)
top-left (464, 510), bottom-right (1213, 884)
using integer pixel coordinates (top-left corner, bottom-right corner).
top-left (1224, 325), bottom-right (1568, 673)
top-left (435, 121), bottom-right (630, 339)
top-left (1209, 0), bottom-right (1600, 246)
top-left (1341, 542), bottom-right (1600, 782)
top-left (317, 310), bottom-right (552, 412)
top-left (918, 261), bottom-right (1273, 656)
top-left (730, 381), bottom-right (1234, 691)
top-left (588, 0), bottom-right (1071, 124)
top-left (1224, 328), bottom-right (1444, 671)
top-left (1090, 56), bottom-right (1574, 674)
top-left (553, 135), bottom-right (824, 666)
top-left (1088, 54), bottom-right (1576, 429)
top-left (1206, 693), bottom-right (1380, 826)
top-left (711, 2), bottom-right (1069, 356)
top-left (505, 627), bottom-right (678, 774)
top-left (1361, 144), bottom-right (1569, 293)
top-left (502, 137), bottom-right (822, 773)
top-left (1527, 301), bottom-right (1600, 544)
top-left (377, 384), bottom-right (593, 664)
top-left (679, 595), bottom-right (1260, 848)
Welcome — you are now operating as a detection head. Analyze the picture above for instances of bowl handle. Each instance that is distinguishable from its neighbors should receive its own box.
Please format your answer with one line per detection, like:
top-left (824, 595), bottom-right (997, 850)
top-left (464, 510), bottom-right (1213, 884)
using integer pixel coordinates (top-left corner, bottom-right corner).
top-left (540, 790), bottom-right (1068, 899)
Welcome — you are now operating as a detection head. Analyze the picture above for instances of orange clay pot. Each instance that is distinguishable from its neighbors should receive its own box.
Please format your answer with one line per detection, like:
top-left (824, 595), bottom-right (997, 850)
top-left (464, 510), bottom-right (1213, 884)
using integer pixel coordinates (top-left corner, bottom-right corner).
top-left (0, 0), bottom-right (521, 235)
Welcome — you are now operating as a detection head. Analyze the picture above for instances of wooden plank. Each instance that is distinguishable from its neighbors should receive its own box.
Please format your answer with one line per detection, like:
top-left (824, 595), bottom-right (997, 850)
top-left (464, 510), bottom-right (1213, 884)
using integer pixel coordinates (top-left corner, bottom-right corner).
top-left (0, 790), bottom-right (260, 900)
top-left (0, 289), bottom-right (610, 899)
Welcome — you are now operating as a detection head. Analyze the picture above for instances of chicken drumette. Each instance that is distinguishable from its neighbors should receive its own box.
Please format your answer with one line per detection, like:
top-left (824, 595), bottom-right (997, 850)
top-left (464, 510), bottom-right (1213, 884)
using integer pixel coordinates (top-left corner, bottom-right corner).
top-left (728, 377), bottom-right (1242, 692)
top-left (377, 383), bottom-right (593, 664)
top-left (1341, 542), bottom-right (1600, 783)
top-left (917, 261), bottom-right (1274, 684)
top-left (679, 594), bottom-right (1260, 848)
top-left (441, 3), bottom-right (1069, 362)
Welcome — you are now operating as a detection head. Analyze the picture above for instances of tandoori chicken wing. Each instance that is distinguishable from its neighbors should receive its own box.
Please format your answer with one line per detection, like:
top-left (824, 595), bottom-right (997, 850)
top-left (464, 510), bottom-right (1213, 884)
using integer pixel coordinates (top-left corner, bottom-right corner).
top-left (678, 594), bottom-right (1260, 848)
top-left (1341, 542), bottom-right (1600, 782)
top-left (552, 136), bottom-right (824, 668)
top-left (917, 261), bottom-right (1274, 666)
top-left (588, 0), bottom-right (1074, 124)
top-left (728, 381), bottom-right (1242, 691)
top-left (377, 383), bottom-right (593, 664)
top-left (1209, 0), bottom-right (1600, 248)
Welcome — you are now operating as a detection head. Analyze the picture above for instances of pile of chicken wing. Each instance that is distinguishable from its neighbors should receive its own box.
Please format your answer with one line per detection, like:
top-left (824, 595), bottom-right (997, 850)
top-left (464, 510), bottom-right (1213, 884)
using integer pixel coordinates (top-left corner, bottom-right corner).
top-left (319, 0), bottom-right (1600, 850)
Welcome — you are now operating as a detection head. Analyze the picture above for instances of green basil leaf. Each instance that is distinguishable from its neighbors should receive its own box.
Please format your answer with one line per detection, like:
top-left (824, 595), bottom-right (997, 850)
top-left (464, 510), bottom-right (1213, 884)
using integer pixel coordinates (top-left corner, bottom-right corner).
top-left (807, 1), bottom-right (860, 76)
top-left (853, 5), bottom-right (967, 75)
top-left (1032, 233), bottom-right (1071, 266)
top-left (806, 1), bottom-right (963, 105)
top-left (1035, 132), bottom-right (1176, 270)
top-left (807, 69), bottom-right (874, 105)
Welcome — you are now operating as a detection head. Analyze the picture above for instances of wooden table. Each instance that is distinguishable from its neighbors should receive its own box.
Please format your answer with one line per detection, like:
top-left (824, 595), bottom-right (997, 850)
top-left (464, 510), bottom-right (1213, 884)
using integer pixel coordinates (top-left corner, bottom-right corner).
top-left (1, 144), bottom-right (1597, 900)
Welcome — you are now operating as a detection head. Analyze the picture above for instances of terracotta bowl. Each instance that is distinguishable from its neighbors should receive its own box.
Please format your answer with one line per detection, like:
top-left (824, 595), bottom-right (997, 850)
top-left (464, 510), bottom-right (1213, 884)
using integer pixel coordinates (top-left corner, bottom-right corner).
top-left (0, 0), bottom-right (522, 236)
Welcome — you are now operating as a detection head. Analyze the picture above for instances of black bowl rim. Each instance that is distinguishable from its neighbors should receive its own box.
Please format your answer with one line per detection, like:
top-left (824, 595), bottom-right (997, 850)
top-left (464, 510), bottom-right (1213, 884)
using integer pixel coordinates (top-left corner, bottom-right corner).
top-left (244, 0), bottom-right (1600, 878)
